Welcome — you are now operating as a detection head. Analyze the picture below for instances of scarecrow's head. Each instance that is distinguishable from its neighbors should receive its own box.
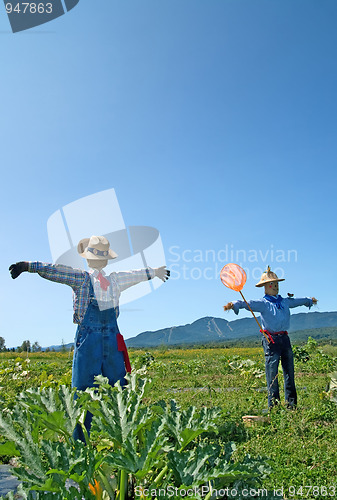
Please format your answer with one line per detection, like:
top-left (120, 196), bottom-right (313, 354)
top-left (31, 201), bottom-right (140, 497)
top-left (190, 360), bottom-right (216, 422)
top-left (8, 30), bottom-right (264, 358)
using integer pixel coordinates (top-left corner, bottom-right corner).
top-left (255, 266), bottom-right (284, 296)
top-left (77, 235), bottom-right (117, 270)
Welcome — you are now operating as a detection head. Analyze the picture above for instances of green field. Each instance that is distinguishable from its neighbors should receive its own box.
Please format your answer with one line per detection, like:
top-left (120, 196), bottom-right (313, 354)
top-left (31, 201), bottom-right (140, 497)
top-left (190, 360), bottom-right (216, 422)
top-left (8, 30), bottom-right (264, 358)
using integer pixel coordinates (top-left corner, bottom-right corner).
top-left (0, 340), bottom-right (336, 499)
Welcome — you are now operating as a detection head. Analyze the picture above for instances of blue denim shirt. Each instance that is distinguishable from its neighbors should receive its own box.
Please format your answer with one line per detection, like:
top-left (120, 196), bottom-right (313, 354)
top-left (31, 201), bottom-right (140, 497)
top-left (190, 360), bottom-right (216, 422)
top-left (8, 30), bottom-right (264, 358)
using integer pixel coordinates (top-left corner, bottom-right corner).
top-left (232, 296), bottom-right (313, 333)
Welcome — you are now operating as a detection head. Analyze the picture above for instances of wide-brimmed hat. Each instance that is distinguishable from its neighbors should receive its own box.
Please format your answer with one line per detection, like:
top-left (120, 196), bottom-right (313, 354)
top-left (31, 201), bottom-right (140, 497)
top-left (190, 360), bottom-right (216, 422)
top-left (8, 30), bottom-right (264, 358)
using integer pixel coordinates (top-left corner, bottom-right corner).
top-left (255, 266), bottom-right (285, 287)
top-left (77, 235), bottom-right (118, 260)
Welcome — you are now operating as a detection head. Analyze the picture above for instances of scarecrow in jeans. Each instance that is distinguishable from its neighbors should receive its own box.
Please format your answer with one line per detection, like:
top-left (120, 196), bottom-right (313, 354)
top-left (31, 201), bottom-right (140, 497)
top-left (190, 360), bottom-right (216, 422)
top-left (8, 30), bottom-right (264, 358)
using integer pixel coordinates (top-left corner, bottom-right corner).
top-left (224, 267), bottom-right (317, 409)
top-left (9, 235), bottom-right (170, 440)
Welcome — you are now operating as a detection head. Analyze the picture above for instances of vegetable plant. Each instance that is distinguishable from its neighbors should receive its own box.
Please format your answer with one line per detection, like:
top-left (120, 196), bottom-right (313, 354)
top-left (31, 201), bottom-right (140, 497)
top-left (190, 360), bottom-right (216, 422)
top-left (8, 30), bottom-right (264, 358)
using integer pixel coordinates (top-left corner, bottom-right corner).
top-left (0, 371), bottom-right (271, 499)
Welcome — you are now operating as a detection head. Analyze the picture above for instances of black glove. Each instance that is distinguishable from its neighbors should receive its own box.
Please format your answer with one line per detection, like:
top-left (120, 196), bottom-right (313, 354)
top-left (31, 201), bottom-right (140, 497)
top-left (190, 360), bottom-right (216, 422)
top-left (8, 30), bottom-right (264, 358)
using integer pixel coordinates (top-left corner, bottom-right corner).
top-left (9, 262), bottom-right (29, 279)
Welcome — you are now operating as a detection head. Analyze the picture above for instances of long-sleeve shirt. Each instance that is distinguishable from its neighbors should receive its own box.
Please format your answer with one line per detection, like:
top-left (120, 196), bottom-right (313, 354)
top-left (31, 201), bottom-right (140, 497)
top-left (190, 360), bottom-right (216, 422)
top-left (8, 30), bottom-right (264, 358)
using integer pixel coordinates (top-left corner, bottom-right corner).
top-left (232, 295), bottom-right (313, 333)
top-left (28, 262), bottom-right (155, 325)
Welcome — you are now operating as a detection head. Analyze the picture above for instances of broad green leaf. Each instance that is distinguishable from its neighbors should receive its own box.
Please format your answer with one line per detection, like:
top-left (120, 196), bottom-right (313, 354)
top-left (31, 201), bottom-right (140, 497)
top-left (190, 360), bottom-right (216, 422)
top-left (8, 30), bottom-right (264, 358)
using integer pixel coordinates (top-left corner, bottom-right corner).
top-left (160, 400), bottom-right (221, 449)
top-left (105, 420), bottom-right (167, 478)
top-left (167, 442), bottom-right (262, 488)
top-left (0, 441), bottom-right (20, 456)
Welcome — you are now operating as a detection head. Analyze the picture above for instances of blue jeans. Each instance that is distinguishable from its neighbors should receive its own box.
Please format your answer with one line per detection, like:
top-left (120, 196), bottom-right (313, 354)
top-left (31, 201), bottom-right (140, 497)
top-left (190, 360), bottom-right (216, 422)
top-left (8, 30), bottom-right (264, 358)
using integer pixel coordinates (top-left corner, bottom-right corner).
top-left (262, 334), bottom-right (297, 408)
top-left (72, 295), bottom-right (126, 441)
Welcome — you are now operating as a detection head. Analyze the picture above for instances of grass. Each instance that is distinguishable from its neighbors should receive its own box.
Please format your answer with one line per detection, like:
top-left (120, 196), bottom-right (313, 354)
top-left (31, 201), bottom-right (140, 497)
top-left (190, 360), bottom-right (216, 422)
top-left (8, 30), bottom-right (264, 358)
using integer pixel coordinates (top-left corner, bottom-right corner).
top-left (0, 343), bottom-right (337, 498)
top-left (131, 344), bottom-right (337, 496)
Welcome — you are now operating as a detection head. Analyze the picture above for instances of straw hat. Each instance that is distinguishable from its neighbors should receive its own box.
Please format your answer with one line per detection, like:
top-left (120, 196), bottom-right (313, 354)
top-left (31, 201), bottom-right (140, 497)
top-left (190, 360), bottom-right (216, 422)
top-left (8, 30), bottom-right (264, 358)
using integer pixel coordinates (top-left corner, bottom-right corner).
top-left (255, 266), bottom-right (285, 287)
top-left (77, 235), bottom-right (118, 260)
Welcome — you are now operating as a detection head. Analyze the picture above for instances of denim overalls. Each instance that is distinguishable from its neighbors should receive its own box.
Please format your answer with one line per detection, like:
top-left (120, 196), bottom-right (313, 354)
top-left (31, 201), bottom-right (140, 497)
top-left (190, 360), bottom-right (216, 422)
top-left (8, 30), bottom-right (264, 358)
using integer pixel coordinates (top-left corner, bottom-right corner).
top-left (262, 333), bottom-right (297, 408)
top-left (72, 280), bottom-right (128, 441)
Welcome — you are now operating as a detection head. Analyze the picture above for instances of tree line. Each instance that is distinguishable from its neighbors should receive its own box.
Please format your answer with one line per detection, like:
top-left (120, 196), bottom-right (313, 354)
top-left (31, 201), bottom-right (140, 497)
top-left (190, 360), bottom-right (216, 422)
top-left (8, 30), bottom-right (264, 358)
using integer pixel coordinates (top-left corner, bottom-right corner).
top-left (0, 337), bottom-right (73, 353)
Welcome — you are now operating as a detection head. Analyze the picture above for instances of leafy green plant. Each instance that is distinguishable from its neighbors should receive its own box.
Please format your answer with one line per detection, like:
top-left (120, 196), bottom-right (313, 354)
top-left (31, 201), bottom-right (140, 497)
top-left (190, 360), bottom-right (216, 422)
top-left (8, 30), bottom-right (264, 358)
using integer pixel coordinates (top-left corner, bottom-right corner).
top-left (292, 345), bottom-right (310, 362)
top-left (0, 355), bottom-right (72, 410)
top-left (293, 337), bottom-right (337, 373)
top-left (225, 358), bottom-right (265, 385)
top-left (0, 371), bottom-right (270, 499)
top-left (131, 352), bottom-right (155, 370)
top-left (326, 371), bottom-right (337, 404)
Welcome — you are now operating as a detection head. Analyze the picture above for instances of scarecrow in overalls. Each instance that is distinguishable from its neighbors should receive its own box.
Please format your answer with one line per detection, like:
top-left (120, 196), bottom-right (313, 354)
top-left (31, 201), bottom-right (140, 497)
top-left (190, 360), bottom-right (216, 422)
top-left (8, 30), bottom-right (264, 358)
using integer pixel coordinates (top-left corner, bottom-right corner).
top-left (224, 267), bottom-right (317, 409)
top-left (9, 235), bottom-right (170, 440)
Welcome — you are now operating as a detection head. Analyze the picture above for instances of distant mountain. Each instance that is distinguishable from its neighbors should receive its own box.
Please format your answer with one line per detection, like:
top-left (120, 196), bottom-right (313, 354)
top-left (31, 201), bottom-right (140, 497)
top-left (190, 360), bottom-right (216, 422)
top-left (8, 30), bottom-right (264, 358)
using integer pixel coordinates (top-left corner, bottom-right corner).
top-left (41, 343), bottom-right (73, 352)
top-left (125, 311), bottom-right (337, 348)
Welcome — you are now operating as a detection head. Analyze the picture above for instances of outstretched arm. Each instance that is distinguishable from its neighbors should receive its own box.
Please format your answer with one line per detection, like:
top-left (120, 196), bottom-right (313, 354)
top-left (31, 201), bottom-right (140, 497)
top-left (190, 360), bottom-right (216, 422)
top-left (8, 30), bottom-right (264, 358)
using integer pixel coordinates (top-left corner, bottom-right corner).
top-left (288, 297), bottom-right (317, 309)
top-left (224, 299), bottom-right (266, 315)
top-left (114, 266), bottom-right (170, 291)
top-left (9, 261), bottom-right (86, 288)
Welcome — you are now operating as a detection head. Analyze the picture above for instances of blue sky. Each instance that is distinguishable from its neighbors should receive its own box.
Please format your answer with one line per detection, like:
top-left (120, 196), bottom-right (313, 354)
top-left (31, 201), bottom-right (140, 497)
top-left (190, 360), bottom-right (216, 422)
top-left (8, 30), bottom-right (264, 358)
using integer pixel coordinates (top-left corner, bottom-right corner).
top-left (1, 0), bottom-right (336, 348)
